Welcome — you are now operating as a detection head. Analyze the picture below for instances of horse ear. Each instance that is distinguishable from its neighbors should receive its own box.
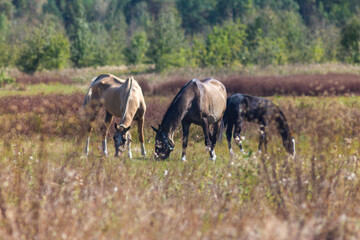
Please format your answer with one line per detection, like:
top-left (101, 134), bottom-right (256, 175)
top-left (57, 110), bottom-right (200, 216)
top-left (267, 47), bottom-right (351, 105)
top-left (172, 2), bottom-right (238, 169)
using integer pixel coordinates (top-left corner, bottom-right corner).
top-left (151, 126), bottom-right (158, 133)
top-left (114, 123), bottom-right (118, 129)
top-left (125, 126), bottom-right (131, 132)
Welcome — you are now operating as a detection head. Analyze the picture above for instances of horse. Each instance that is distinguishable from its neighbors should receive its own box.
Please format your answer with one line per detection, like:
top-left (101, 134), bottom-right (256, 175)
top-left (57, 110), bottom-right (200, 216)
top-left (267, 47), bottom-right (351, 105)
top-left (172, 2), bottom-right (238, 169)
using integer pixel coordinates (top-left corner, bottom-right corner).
top-left (82, 74), bottom-right (146, 158)
top-left (151, 78), bottom-right (227, 161)
top-left (223, 93), bottom-right (295, 157)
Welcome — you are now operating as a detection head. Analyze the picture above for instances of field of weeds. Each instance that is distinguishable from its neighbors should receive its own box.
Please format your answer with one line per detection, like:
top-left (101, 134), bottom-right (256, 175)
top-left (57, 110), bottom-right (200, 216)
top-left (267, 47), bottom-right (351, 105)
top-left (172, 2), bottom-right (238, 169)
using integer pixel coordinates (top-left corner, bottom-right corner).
top-left (1, 65), bottom-right (360, 239)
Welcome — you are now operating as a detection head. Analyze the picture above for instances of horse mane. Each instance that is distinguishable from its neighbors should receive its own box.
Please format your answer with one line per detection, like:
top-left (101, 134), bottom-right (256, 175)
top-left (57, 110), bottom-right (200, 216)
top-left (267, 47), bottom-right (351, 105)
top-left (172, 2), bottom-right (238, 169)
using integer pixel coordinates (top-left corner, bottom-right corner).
top-left (161, 79), bottom-right (196, 126)
top-left (120, 77), bottom-right (134, 123)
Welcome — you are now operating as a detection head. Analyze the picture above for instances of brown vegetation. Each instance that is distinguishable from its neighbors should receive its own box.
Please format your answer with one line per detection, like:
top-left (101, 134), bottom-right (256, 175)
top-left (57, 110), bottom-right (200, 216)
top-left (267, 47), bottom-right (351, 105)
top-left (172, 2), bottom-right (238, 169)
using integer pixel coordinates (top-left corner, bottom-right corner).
top-left (149, 73), bottom-right (360, 96)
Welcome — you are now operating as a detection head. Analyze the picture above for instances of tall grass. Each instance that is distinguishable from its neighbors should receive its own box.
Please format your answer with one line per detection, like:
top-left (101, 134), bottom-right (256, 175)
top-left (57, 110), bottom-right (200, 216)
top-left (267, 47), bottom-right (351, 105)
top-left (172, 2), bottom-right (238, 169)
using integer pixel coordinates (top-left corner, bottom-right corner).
top-left (0, 93), bottom-right (360, 239)
top-left (1, 67), bottom-right (360, 239)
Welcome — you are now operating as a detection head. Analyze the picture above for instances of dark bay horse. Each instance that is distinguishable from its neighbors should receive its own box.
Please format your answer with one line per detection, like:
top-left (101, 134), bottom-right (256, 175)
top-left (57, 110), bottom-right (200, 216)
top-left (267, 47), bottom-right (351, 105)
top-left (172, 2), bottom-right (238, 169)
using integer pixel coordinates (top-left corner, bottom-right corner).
top-left (223, 94), bottom-right (295, 156)
top-left (151, 78), bottom-right (227, 161)
top-left (82, 74), bottom-right (146, 158)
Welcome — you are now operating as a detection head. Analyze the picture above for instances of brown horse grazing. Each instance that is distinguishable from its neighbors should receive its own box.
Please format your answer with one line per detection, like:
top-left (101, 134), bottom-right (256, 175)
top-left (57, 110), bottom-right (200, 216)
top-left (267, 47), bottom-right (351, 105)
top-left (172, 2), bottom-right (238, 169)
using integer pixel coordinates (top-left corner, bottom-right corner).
top-left (151, 78), bottom-right (227, 161)
top-left (82, 74), bottom-right (146, 158)
top-left (223, 94), bottom-right (295, 157)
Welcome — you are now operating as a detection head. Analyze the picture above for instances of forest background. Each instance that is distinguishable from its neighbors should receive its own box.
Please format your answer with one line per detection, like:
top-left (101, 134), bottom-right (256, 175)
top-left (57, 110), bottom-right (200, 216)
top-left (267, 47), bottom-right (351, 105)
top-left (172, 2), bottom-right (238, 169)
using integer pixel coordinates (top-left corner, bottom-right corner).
top-left (0, 0), bottom-right (360, 75)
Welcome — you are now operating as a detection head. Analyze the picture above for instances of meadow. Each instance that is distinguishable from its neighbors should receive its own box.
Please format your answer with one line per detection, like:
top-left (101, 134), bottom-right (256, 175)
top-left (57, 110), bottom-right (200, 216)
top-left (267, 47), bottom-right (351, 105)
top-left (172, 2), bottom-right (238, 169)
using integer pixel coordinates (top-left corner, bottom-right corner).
top-left (1, 64), bottom-right (360, 239)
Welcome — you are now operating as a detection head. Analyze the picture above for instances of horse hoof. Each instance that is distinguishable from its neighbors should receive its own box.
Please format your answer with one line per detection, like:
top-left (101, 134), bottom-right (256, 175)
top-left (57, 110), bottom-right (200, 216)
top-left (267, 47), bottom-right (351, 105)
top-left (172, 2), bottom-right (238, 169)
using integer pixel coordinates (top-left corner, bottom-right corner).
top-left (181, 156), bottom-right (187, 162)
top-left (128, 152), bottom-right (133, 159)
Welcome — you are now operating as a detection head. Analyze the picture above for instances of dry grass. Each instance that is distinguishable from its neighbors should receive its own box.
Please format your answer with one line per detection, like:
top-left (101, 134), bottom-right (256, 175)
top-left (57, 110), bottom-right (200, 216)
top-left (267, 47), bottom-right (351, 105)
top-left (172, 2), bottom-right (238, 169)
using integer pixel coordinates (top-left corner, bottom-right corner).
top-left (1, 67), bottom-right (360, 239)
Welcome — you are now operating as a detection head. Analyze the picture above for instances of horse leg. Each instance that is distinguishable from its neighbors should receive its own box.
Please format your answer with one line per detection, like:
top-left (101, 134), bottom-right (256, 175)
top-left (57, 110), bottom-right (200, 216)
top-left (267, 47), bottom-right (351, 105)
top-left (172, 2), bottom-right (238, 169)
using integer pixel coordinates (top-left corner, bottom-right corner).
top-left (209, 121), bottom-right (221, 159)
top-left (137, 117), bottom-right (146, 156)
top-left (234, 118), bottom-right (244, 152)
top-left (258, 124), bottom-right (268, 153)
top-left (181, 121), bottom-right (190, 162)
top-left (101, 111), bottom-right (113, 156)
top-left (226, 122), bottom-right (235, 156)
top-left (127, 132), bottom-right (132, 159)
top-left (202, 118), bottom-right (216, 161)
top-left (84, 114), bottom-right (97, 156)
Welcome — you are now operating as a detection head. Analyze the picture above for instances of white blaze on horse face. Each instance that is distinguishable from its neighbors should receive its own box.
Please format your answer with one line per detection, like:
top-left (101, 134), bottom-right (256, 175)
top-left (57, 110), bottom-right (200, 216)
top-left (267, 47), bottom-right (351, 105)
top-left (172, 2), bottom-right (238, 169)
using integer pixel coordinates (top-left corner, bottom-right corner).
top-left (292, 138), bottom-right (296, 157)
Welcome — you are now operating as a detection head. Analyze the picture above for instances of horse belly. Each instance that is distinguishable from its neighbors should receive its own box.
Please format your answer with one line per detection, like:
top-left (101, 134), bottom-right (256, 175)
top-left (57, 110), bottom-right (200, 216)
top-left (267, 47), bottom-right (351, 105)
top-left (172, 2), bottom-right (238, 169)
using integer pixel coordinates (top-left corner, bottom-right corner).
top-left (103, 92), bottom-right (124, 117)
top-left (202, 84), bottom-right (226, 122)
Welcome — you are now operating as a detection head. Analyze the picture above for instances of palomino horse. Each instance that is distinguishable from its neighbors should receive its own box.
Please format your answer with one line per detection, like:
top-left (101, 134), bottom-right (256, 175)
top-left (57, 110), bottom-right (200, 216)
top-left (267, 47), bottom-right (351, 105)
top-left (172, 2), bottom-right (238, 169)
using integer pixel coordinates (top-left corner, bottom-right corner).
top-left (82, 74), bottom-right (146, 157)
top-left (223, 93), bottom-right (295, 156)
top-left (151, 78), bottom-right (227, 161)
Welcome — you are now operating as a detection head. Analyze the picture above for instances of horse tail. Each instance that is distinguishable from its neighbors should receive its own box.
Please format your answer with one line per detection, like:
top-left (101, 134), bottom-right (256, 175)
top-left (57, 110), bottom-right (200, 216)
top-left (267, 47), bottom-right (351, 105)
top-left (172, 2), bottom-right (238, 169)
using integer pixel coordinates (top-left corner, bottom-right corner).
top-left (218, 118), bottom-right (225, 142)
top-left (82, 74), bottom-right (110, 107)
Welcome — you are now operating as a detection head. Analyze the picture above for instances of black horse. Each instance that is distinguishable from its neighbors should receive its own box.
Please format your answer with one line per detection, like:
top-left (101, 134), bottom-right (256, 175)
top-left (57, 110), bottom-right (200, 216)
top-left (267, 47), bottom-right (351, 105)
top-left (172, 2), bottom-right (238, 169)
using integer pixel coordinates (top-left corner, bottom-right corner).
top-left (151, 78), bottom-right (227, 161)
top-left (223, 94), bottom-right (295, 156)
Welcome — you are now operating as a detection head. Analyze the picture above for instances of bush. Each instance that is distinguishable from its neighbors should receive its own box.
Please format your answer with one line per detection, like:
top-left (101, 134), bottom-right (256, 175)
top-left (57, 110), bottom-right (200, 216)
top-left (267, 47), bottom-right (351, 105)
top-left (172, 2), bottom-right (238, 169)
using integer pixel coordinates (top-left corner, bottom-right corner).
top-left (124, 31), bottom-right (149, 65)
top-left (147, 6), bottom-right (186, 72)
top-left (0, 70), bottom-right (14, 87)
top-left (252, 36), bottom-right (288, 66)
top-left (340, 17), bottom-right (360, 63)
top-left (16, 25), bottom-right (70, 74)
top-left (196, 20), bottom-right (247, 68)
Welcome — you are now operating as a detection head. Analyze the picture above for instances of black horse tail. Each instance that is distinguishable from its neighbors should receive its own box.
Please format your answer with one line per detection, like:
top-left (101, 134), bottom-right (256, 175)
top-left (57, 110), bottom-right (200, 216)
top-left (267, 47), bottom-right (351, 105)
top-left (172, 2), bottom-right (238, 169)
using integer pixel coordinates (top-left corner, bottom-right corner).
top-left (218, 119), bottom-right (226, 142)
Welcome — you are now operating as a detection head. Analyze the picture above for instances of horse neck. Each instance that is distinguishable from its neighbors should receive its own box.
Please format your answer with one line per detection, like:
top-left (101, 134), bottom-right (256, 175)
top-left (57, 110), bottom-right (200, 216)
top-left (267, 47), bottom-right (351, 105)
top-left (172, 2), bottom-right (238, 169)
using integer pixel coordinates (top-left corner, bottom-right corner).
top-left (274, 108), bottom-right (291, 142)
top-left (161, 93), bottom-right (193, 140)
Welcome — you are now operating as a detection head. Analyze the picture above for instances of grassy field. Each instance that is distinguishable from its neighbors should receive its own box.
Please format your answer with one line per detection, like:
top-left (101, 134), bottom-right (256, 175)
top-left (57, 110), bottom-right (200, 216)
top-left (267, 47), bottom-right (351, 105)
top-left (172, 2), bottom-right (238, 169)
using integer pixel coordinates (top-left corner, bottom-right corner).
top-left (1, 66), bottom-right (360, 239)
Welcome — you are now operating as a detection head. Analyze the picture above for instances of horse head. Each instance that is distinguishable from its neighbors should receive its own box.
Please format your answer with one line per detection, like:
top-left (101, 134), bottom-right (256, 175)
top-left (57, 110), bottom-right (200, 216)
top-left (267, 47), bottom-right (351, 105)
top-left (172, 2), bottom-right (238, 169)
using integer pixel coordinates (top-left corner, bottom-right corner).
top-left (152, 125), bottom-right (174, 160)
top-left (113, 123), bottom-right (131, 156)
top-left (284, 135), bottom-right (296, 156)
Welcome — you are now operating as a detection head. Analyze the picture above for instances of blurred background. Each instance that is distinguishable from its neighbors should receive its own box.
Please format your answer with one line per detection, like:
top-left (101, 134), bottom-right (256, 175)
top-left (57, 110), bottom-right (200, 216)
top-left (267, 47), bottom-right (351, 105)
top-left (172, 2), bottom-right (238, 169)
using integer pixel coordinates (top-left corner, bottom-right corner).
top-left (0, 0), bottom-right (359, 75)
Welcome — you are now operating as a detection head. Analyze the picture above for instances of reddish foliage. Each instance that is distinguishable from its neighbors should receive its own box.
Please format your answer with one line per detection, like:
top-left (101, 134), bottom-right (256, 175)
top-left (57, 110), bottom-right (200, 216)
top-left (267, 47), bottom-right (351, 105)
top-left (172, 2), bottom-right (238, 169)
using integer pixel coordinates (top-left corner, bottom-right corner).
top-left (152, 78), bottom-right (188, 96)
top-left (150, 73), bottom-right (360, 96)
top-left (222, 73), bottom-right (360, 96)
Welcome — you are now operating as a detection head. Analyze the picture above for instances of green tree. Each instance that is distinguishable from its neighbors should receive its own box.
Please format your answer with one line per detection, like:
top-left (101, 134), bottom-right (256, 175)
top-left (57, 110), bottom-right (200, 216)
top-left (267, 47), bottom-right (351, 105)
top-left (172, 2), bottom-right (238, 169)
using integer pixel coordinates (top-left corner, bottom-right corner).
top-left (340, 17), bottom-right (360, 63)
top-left (16, 25), bottom-right (70, 74)
top-left (147, 6), bottom-right (186, 71)
top-left (124, 31), bottom-right (149, 65)
top-left (202, 21), bottom-right (248, 67)
top-left (176, 0), bottom-right (216, 34)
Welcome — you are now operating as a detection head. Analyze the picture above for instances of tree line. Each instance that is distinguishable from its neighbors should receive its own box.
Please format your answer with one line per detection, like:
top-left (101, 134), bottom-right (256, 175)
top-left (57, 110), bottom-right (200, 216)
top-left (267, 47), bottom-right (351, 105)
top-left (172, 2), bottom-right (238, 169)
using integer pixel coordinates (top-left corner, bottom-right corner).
top-left (0, 0), bottom-right (359, 73)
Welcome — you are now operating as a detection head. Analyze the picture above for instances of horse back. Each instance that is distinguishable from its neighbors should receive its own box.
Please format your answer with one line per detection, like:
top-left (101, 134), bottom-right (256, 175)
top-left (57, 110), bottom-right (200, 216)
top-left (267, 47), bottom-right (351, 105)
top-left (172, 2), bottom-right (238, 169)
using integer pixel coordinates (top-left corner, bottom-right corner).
top-left (196, 79), bottom-right (227, 123)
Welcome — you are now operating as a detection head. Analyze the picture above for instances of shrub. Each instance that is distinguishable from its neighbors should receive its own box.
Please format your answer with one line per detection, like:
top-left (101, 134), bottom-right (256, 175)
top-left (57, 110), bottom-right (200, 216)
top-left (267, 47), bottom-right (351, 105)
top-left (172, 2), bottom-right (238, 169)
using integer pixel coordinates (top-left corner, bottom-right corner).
top-left (147, 6), bottom-right (186, 72)
top-left (16, 25), bottom-right (70, 74)
top-left (252, 36), bottom-right (288, 66)
top-left (340, 17), bottom-right (360, 63)
top-left (124, 31), bottom-right (149, 65)
top-left (203, 21), bottom-right (248, 67)
top-left (0, 69), bottom-right (14, 87)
